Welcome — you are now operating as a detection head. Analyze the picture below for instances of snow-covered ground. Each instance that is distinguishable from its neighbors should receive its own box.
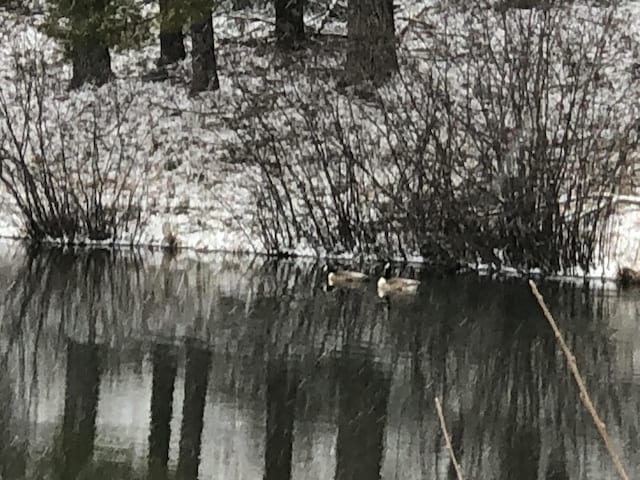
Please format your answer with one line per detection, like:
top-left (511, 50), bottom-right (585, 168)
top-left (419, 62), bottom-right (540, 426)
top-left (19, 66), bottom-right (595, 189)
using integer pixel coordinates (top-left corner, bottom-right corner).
top-left (1, 1), bottom-right (640, 279)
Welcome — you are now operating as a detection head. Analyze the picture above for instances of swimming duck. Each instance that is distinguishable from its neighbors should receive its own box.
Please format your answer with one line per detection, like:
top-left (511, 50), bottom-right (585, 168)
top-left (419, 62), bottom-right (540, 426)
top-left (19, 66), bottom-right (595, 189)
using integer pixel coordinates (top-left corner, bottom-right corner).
top-left (377, 262), bottom-right (420, 297)
top-left (323, 264), bottom-right (369, 287)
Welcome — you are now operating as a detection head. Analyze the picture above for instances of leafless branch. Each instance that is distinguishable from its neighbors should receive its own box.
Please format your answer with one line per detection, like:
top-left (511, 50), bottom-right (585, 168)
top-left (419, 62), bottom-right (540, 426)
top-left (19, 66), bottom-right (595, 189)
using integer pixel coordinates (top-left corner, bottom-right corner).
top-left (434, 397), bottom-right (465, 480)
top-left (529, 279), bottom-right (630, 480)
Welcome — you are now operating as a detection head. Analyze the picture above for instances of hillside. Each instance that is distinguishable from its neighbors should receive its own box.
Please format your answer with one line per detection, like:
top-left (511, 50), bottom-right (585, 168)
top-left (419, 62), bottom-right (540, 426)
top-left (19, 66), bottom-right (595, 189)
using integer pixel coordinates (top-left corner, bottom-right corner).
top-left (1, 0), bottom-right (640, 279)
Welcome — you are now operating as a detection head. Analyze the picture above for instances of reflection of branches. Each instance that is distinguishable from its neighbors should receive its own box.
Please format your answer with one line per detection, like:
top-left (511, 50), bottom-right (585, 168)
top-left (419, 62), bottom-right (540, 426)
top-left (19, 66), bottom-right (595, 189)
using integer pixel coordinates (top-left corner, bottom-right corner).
top-left (0, 251), bottom-right (52, 371)
top-left (0, 249), bottom-right (65, 431)
top-left (26, 308), bottom-right (44, 422)
top-left (529, 280), bottom-right (630, 480)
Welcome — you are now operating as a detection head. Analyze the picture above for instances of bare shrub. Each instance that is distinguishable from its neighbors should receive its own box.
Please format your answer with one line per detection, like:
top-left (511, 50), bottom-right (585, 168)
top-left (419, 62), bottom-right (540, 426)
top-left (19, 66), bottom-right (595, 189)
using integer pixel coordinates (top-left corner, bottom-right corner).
top-left (444, 2), bottom-right (639, 272)
top-left (230, 0), bottom-right (638, 273)
top-left (229, 73), bottom-right (379, 257)
top-left (228, 65), bottom-right (466, 262)
top-left (0, 47), bottom-right (146, 244)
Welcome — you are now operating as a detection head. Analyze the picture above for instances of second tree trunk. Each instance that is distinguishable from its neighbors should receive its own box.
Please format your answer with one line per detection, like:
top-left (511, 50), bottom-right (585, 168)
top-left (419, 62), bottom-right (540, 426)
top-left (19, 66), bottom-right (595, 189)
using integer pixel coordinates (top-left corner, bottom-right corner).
top-left (275, 0), bottom-right (304, 48)
top-left (345, 0), bottom-right (398, 85)
top-left (190, 10), bottom-right (220, 93)
top-left (158, 0), bottom-right (186, 65)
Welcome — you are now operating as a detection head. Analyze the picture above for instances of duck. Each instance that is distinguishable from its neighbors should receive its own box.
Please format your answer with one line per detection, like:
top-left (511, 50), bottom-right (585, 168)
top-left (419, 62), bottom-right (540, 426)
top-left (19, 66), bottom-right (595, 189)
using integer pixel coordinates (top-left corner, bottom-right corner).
top-left (323, 263), bottom-right (369, 287)
top-left (377, 262), bottom-right (420, 297)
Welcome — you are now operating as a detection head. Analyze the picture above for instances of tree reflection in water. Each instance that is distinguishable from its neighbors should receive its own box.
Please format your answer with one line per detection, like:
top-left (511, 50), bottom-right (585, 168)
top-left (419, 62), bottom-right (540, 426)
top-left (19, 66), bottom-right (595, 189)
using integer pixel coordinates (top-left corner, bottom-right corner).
top-left (0, 249), bottom-right (635, 479)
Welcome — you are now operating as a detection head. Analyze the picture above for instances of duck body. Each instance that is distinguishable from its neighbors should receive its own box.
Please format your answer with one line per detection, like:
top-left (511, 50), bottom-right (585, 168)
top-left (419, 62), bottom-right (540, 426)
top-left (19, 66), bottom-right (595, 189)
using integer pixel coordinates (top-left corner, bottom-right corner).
top-left (328, 270), bottom-right (369, 286)
top-left (377, 262), bottom-right (420, 297)
top-left (324, 264), bottom-right (369, 287)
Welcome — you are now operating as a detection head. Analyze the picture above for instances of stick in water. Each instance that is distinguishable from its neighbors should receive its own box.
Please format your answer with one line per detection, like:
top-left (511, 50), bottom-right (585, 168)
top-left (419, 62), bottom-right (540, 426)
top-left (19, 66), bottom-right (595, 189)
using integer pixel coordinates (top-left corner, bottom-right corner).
top-left (529, 280), bottom-right (630, 480)
top-left (434, 397), bottom-right (464, 480)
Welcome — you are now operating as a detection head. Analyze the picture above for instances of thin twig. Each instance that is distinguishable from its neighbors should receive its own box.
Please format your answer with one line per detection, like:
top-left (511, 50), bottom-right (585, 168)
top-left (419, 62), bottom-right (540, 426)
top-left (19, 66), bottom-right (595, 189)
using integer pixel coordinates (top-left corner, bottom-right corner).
top-left (529, 280), bottom-right (630, 480)
top-left (434, 397), bottom-right (464, 480)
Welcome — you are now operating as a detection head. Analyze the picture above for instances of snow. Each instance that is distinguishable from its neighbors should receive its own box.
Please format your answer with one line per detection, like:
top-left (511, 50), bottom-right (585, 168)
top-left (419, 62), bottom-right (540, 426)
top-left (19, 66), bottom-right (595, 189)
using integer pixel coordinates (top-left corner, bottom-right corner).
top-left (0, 1), bottom-right (640, 281)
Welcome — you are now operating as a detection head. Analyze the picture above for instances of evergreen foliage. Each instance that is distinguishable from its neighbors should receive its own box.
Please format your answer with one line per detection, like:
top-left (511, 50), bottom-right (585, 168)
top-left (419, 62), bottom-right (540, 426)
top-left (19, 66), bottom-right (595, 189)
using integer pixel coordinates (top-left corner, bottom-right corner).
top-left (42, 0), bottom-right (153, 56)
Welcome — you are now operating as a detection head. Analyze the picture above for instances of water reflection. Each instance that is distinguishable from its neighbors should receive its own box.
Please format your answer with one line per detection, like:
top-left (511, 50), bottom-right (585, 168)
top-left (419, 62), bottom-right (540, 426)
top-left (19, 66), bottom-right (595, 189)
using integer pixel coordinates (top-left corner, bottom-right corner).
top-left (61, 341), bottom-right (101, 479)
top-left (335, 353), bottom-right (389, 480)
top-left (0, 246), bottom-right (638, 479)
top-left (148, 344), bottom-right (176, 480)
top-left (264, 356), bottom-right (297, 480)
top-left (177, 344), bottom-right (211, 480)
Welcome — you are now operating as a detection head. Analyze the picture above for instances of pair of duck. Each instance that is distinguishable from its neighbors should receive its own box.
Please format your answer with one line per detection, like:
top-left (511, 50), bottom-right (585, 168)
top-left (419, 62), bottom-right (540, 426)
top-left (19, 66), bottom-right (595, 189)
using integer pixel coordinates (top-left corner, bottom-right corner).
top-left (324, 262), bottom-right (420, 296)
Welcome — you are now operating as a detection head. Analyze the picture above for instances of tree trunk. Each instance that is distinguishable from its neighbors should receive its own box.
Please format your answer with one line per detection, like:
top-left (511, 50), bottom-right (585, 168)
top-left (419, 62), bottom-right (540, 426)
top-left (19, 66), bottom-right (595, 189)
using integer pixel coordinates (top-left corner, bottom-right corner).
top-left (345, 0), bottom-right (397, 85)
top-left (190, 10), bottom-right (220, 94)
top-left (67, 0), bottom-right (113, 89)
top-left (70, 40), bottom-right (112, 89)
top-left (275, 0), bottom-right (304, 49)
top-left (158, 0), bottom-right (186, 66)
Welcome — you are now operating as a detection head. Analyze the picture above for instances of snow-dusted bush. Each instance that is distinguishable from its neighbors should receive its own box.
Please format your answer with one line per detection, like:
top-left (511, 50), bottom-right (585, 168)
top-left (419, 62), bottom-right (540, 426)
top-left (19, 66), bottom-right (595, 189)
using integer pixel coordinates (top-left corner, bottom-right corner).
top-left (230, 0), bottom-right (639, 272)
top-left (0, 48), bottom-right (146, 243)
top-left (440, 3), bottom-right (639, 272)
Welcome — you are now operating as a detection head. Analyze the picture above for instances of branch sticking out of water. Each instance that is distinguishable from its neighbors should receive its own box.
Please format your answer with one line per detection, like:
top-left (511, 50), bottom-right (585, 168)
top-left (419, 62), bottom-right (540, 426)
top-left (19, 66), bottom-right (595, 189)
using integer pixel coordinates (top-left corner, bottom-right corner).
top-left (434, 397), bottom-right (464, 480)
top-left (529, 280), bottom-right (630, 480)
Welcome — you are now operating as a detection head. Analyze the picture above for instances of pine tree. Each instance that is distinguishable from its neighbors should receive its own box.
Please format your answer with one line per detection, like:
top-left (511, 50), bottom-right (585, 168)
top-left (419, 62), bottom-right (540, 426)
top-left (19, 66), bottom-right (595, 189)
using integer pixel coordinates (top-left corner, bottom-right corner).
top-left (43, 0), bottom-right (149, 88)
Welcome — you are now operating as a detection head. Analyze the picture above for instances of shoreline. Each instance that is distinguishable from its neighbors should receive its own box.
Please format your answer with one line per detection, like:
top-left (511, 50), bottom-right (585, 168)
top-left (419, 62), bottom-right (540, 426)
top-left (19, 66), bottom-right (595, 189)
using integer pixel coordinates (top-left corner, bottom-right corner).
top-left (0, 231), bottom-right (624, 288)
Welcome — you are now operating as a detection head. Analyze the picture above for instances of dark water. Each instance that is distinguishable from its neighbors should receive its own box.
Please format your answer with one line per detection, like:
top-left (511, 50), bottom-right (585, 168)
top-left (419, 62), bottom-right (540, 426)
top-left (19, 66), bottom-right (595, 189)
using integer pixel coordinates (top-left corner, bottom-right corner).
top-left (0, 245), bottom-right (639, 480)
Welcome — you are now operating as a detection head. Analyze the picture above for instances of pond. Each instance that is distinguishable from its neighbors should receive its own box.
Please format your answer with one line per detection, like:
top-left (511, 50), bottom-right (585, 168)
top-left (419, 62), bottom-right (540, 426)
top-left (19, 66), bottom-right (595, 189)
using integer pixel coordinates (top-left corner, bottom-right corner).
top-left (0, 244), bottom-right (638, 479)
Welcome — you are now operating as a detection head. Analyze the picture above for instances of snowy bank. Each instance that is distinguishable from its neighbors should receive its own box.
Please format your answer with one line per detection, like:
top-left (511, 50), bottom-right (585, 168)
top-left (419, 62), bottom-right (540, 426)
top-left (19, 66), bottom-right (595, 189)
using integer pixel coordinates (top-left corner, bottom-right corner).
top-left (0, 1), bottom-right (640, 279)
